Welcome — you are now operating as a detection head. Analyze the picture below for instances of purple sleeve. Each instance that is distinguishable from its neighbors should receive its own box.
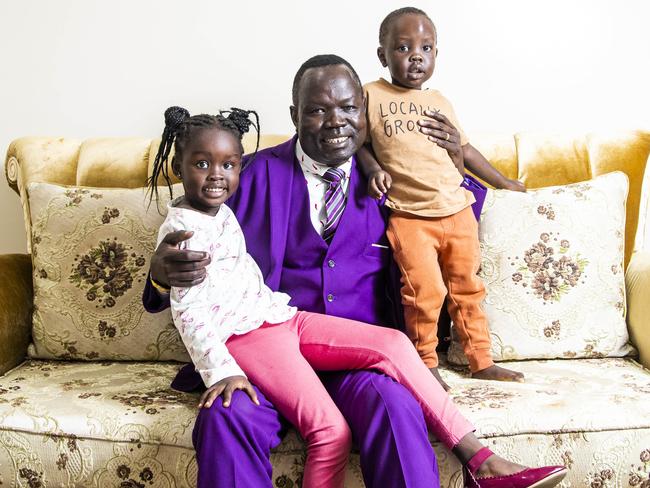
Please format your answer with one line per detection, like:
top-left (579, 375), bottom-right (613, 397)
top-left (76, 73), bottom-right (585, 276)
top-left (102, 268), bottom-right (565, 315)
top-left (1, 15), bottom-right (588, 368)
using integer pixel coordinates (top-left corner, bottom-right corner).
top-left (142, 273), bottom-right (171, 313)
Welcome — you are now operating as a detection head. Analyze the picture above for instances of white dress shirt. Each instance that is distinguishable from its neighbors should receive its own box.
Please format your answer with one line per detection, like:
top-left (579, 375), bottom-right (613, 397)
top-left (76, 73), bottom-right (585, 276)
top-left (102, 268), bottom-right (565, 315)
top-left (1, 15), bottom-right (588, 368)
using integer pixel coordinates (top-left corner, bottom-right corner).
top-left (157, 200), bottom-right (297, 387)
top-left (295, 140), bottom-right (352, 236)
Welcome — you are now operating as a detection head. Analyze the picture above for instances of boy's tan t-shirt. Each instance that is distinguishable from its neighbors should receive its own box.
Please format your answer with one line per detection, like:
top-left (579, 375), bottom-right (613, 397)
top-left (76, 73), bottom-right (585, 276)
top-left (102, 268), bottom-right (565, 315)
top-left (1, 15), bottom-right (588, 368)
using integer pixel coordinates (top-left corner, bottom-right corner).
top-left (364, 78), bottom-right (474, 217)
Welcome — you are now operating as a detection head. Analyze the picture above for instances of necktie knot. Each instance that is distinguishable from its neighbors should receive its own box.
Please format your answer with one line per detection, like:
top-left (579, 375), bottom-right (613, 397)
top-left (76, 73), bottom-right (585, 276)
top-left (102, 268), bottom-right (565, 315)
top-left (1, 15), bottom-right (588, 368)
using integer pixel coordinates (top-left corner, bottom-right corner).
top-left (322, 167), bottom-right (345, 185)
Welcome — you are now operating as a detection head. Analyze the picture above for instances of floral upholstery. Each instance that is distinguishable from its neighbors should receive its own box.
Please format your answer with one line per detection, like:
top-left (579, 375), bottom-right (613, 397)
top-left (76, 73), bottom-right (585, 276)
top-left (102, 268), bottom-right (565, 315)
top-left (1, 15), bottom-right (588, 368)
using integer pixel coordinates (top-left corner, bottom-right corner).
top-left (27, 182), bottom-right (189, 362)
top-left (0, 357), bottom-right (649, 487)
top-left (3, 133), bottom-right (650, 488)
top-left (449, 172), bottom-right (634, 364)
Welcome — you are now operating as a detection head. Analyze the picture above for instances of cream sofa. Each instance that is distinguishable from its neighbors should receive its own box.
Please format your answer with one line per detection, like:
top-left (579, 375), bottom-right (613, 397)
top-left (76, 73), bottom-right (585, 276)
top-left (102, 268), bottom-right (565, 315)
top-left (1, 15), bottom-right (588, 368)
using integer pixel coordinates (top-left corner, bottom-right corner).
top-left (2, 132), bottom-right (650, 487)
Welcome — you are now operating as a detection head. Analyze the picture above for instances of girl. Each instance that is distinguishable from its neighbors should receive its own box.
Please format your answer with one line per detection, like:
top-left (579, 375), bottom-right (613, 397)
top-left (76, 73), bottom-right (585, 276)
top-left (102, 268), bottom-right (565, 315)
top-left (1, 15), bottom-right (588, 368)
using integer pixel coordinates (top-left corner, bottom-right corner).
top-left (148, 106), bottom-right (567, 488)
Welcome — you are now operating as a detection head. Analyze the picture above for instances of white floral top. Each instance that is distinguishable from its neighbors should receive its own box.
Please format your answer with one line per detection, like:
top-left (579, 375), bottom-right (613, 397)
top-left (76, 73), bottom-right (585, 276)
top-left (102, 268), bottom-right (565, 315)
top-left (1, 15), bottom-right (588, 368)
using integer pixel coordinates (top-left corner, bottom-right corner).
top-left (157, 199), bottom-right (297, 387)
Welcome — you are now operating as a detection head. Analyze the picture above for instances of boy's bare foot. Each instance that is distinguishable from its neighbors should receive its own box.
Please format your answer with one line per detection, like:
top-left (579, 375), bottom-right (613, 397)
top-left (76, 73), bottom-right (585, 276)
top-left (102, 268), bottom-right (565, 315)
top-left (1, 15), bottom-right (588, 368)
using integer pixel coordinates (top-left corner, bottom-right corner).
top-left (429, 367), bottom-right (450, 391)
top-left (471, 364), bottom-right (524, 382)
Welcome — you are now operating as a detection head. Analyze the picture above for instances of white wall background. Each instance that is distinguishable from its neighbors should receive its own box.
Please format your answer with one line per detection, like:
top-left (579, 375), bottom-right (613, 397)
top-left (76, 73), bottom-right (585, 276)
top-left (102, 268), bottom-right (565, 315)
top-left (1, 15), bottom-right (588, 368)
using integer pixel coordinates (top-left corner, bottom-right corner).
top-left (1, 0), bottom-right (649, 254)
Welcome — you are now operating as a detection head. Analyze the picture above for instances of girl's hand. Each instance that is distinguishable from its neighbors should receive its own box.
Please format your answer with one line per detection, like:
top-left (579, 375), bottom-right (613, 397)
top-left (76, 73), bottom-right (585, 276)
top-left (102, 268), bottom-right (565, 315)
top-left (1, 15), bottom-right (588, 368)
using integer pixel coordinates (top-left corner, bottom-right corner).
top-left (418, 110), bottom-right (464, 173)
top-left (368, 170), bottom-right (393, 199)
top-left (501, 178), bottom-right (527, 192)
top-left (199, 375), bottom-right (260, 409)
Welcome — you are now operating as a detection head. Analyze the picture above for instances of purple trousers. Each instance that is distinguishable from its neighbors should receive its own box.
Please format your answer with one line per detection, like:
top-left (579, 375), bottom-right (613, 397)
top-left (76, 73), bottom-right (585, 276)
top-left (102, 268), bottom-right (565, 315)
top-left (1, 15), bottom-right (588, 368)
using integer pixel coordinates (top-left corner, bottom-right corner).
top-left (174, 367), bottom-right (440, 487)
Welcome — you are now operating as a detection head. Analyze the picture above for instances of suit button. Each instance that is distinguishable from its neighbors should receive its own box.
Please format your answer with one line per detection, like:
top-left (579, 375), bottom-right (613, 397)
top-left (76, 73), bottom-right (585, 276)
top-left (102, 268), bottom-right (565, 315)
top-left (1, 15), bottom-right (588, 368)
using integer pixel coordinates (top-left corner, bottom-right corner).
top-left (327, 293), bottom-right (334, 302)
top-left (328, 259), bottom-right (336, 268)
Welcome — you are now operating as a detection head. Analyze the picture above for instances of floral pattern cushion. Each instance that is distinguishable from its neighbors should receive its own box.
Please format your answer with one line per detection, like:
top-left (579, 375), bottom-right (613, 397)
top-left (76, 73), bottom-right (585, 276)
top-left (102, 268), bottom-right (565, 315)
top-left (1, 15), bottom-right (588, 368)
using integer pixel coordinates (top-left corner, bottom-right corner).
top-left (27, 182), bottom-right (189, 362)
top-left (1, 358), bottom-right (650, 487)
top-left (449, 172), bottom-right (634, 364)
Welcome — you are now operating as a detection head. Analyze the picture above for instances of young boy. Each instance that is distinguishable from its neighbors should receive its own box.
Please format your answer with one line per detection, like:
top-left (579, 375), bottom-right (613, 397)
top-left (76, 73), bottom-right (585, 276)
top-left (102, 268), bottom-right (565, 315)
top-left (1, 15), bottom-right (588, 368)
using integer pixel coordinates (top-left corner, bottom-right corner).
top-left (358, 7), bottom-right (525, 390)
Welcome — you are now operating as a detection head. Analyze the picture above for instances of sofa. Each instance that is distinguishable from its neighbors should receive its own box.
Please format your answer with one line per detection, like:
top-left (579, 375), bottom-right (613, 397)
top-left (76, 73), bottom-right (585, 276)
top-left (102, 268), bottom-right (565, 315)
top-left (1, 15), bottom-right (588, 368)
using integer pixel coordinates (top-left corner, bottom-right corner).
top-left (2, 131), bottom-right (650, 488)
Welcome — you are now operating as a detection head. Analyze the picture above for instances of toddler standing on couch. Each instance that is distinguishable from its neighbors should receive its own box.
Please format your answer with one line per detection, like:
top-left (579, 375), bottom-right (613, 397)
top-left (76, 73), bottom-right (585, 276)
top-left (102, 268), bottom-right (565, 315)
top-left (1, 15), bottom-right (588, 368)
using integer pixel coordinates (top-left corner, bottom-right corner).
top-left (358, 7), bottom-right (526, 390)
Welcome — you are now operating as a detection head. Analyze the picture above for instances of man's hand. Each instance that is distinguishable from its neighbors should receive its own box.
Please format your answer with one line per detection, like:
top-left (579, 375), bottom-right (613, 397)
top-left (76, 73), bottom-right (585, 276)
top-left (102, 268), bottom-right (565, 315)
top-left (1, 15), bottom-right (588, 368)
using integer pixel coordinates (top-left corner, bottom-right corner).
top-left (500, 178), bottom-right (527, 192)
top-left (418, 110), bottom-right (464, 174)
top-left (150, 230), bottom-right (211, 288)
top-left (199, 375), bottom-right (260, 409)
top-left (368, 170), bottom-right (393, 199)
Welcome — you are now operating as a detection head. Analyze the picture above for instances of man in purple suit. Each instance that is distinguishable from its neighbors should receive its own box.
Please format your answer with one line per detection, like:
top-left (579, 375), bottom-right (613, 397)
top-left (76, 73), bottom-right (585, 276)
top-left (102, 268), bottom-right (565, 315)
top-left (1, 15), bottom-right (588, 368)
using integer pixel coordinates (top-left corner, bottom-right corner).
top-left (144, 55), bottom-right (440, 487)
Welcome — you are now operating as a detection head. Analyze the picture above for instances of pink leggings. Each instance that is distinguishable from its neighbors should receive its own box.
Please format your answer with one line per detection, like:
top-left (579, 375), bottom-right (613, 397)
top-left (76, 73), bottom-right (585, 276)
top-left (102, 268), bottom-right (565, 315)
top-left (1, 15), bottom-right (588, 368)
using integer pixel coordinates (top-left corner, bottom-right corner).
top-left (226, 311), bottom-right (474, 488)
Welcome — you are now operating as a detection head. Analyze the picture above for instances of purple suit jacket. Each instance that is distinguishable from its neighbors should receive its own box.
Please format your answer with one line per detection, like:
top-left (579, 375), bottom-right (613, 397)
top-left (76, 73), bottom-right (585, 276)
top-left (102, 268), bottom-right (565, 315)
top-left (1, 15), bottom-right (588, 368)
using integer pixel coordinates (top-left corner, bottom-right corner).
top-left (143, 136), bottom-right (402, 327)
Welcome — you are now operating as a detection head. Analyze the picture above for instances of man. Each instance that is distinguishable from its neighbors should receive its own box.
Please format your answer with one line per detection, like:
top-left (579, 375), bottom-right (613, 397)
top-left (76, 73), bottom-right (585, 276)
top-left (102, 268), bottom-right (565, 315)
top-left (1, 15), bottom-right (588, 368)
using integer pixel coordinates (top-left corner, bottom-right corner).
top-left (144, 54), bottom-right (440, 488)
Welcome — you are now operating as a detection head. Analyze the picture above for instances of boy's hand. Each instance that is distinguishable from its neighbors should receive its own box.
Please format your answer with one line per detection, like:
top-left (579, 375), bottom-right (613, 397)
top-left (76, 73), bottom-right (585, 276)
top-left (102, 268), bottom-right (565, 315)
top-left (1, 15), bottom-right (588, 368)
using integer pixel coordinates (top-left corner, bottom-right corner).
top-left (199, 375), bottom-right (260, 409)
top-left (368, 170), bottom-right (392, 199)
top-left (501, 178), bottom-right (527, 192)
top-left (418, 110), bottom-right (464, 173)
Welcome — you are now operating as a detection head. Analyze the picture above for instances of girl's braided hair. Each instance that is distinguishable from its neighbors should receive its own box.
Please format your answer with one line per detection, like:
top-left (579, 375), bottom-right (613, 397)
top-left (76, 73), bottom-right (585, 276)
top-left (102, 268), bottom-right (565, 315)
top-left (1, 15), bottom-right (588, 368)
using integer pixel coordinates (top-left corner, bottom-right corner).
top-left (147, 106), bottom-right (260, 207)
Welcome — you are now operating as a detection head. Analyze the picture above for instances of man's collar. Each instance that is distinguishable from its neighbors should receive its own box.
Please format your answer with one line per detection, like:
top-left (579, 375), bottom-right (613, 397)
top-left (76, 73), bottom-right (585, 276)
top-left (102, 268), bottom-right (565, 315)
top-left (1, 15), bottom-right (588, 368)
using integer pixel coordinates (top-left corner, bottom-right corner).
top-left (295, 140), bottom-right (352, 178)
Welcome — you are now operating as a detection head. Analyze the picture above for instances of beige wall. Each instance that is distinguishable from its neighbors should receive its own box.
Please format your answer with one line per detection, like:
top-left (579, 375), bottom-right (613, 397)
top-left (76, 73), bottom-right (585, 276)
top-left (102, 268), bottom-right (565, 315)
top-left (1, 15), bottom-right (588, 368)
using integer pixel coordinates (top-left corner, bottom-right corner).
top-left (1, 0), bottom-right (649, 254)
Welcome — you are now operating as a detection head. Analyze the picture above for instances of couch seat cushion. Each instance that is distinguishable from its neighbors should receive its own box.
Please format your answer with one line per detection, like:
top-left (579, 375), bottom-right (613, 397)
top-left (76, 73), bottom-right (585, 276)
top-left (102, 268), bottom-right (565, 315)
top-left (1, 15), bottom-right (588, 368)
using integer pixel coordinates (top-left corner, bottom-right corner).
top-left (1, 358), bottom-right (649, 487)
top-left (434, 357), bottom-right (650, 486)
top-left (0, 361), bottom-right (197, 487)
top-left (442, 357), bottom-right (650, 437)
top-left (0, 361), bottom-right (196, 447)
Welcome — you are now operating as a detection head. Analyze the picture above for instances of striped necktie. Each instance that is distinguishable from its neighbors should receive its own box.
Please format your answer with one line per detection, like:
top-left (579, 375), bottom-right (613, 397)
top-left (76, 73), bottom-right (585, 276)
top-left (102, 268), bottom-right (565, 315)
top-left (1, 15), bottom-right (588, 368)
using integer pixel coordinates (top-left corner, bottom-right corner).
top-left (322, 167), bottom-right (346, 243)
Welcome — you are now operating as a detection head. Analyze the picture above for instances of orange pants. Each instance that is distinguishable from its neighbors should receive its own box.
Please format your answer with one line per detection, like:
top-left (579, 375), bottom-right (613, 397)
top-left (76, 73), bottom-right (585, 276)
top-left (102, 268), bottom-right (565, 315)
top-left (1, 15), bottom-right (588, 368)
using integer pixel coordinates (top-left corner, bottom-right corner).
top-left (387, 206), bottom-right (494, 372)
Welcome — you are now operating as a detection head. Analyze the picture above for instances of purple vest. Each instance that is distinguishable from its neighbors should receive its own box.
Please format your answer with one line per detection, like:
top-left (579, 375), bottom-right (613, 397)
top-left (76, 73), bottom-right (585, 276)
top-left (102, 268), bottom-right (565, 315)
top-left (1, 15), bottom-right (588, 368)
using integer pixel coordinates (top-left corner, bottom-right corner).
top-left (144, 136), bottom-right (400, 327)
top-left (279, 147), bottom-right (392, 324)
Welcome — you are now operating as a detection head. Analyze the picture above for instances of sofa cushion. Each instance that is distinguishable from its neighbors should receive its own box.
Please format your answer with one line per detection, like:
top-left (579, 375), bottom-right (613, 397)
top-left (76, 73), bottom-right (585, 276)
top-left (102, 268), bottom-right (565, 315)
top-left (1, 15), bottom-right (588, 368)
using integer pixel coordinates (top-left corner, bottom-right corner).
top-left (449, 172), bottom-right (634, 364)
top-left (0, 358), bottom-right (649, 487)
top-left (27, 182), bottom-right (189, 362)
top-left (437, 358), bottom-right (650, 486)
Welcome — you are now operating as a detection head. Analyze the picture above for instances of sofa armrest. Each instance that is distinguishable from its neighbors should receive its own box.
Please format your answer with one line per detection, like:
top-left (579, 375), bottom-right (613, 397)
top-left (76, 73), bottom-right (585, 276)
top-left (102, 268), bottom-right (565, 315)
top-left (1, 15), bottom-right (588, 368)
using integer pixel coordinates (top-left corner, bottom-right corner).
top-left (626, 250), bottom-right (650, 368)
top-left (0, 254), bottom-right (32, 375)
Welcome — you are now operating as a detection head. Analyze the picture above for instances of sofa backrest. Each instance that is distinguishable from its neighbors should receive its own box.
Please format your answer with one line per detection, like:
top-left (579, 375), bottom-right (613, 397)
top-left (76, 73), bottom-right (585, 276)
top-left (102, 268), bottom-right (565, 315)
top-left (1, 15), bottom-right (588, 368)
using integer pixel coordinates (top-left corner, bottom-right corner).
top-left (5, 131), bottom-right (650, 267)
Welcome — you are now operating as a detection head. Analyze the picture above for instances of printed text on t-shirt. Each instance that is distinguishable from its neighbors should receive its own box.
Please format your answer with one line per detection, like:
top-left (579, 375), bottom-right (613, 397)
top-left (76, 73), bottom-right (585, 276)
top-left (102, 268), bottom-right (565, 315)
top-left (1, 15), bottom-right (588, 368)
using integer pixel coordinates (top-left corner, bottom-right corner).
top-left (379, 101), bottom-right (438, 137)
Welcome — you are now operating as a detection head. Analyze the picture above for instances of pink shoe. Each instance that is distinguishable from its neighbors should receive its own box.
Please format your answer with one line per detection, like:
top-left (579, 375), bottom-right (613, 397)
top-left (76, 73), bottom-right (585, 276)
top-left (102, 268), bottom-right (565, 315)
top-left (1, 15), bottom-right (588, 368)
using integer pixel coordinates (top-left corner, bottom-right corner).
top-left (465, 447), bottom-right (567, 488)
